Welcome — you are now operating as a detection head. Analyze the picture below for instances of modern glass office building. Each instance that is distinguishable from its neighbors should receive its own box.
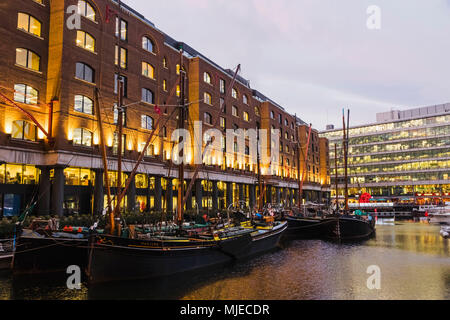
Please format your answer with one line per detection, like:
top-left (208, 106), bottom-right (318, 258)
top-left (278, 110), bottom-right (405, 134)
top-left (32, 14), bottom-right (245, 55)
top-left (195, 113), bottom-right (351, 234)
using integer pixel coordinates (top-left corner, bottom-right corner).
top-left (320, 104), bottom-right (450, 205)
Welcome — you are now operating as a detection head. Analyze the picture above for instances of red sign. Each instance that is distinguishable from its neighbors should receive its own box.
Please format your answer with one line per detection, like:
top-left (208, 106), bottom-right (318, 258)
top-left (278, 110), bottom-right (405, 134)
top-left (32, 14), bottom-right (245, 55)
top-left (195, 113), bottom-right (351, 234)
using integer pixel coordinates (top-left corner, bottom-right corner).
top-left (360, 193), bottom-right (372, 204)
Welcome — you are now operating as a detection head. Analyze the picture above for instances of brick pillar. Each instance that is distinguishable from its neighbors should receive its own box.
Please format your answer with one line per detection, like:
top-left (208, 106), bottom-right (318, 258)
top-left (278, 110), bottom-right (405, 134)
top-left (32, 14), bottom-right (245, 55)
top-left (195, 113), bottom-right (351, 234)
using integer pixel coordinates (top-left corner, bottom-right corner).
top-left (226, 182), bottom-right (233, 208)
top-left (51, 166), bottom-right (65, 217)
top-left (37, 166), bottom-right (51, 216)
top-left (93, 169), bottom-right (104, 216)
top-left (195, 179), bottom-right (203, 211)
top-left (154, 175), bottom-right (162, 212)
top-left (275, 187), bottom-right (281, 205)
top-left (126, 173), bottom-right (136, 213)
top-left (249, 184), bottom-right (256, 210)
top-left (212, 181), bottom-right (219, 212)
top-left (166, 178), bottom-right (173, 213)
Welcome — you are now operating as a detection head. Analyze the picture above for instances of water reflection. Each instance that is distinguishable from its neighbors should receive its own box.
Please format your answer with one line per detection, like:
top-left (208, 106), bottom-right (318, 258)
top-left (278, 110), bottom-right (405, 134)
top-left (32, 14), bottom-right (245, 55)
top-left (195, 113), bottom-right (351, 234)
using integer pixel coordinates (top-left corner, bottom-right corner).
top-left (0, 222), bottom-right (449, 300)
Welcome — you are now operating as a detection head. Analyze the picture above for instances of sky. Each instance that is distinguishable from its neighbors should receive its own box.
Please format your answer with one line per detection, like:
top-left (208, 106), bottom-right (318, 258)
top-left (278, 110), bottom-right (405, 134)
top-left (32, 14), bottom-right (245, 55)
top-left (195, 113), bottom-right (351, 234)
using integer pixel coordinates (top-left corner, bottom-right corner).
top-left (127, 0), bottom-right (450, 130)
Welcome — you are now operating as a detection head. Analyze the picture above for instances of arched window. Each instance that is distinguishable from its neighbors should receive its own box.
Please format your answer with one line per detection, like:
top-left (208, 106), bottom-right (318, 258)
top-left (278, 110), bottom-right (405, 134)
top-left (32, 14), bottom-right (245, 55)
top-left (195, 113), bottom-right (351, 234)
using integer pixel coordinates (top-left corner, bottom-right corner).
top-left (254, 106), bottom-right (260, 117)
top-left (204, 112), bottom-right (212, 125)
top-left (142, 36), bottom-right (155, 53)
top-left (16, 48), bottom-right (40, 71)
top-left (141, 88), bottom-right (154, 104)
top-left (232, 88), bottom-right (238, 99)
top-left (232, 106), bottom-right (238, 117)
top-left (142, 62), bottom-right (155, 79)
top-left (243, 94), bottom-right (248, 105)
top-left (73, 128), bottom-right (93, 147)
top-left (204, 72), bottom-right (211, 84)
top-left (75, 62), bottom-right (94, 83)
top-left (243, 111), bottom-right (249, 122)
top-left (163, 57), bottom-right (168, 68)
top-left (270, 111), bottom-right (275, 119)
top-left (17, 13), bottom-right (41, 37)
top-left (74, 95), bottom-right (93, 114)
top-left (76, 30), bottom-right (95, 52)
top-left (77, 0), bottom-right (96, 21)
top-left (14, 84), bottom-right (38, 105)
top-left (141, 115), bottom-right (154, 130)
top-left (204, 92), bottom-right (212, 105)
top-left (11, 120), bottom-right (37, 141)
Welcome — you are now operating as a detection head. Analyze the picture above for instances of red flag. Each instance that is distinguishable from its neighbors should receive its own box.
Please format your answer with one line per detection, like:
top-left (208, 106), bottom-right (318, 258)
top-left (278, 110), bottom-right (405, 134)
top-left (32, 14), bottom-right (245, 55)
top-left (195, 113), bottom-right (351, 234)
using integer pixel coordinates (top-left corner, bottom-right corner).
top-left (154, 105), bottom-right (161, 115)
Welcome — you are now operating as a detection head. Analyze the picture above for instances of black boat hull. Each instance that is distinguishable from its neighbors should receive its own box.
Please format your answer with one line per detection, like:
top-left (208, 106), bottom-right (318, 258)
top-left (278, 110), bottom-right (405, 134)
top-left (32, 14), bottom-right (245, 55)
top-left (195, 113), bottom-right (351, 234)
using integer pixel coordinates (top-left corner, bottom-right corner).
top-left (320, 216), bottom-right (375, 242)
top-left (12, 236), bottom-right (88, 275)
top-left (285, 216), bottom-right (324, 239)
top-left (87, 222), bottom-right (288, 284)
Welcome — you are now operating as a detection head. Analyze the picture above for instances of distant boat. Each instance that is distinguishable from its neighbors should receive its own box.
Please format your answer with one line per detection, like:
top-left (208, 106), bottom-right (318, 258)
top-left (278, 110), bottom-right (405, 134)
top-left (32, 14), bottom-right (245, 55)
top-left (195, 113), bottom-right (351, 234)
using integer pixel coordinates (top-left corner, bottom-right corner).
top-left (428, 205), bottom-right (450, 225)
top-left (440, 226), bottom-right (450, 239)
top-left (319, 215), bottom-right (376, 242)
top-left (376, 217), bottom-right (395, 226)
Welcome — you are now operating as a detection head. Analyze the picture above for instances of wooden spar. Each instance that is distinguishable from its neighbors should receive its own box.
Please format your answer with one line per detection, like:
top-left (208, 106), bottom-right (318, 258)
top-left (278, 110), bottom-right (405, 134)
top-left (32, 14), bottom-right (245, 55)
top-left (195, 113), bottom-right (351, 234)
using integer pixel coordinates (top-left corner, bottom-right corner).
top-left (181, 65), bottom-right (241, 209)
top-left (94, 88), bottom-right (113, 227)
top-left (342, 109), bottom-right (349, 214)
top-left (257, 126), bottom-right (263, 211)
top-left (298, 124), bottom-right (313, 206)
top-left (0, 91), bottom-right (49, 138)
top-left (335, 143), bottom-right (339, 213)
top-left (177, 49), bottom-right (186, 226)
top-left (116, 79), bottom-right (124, 232)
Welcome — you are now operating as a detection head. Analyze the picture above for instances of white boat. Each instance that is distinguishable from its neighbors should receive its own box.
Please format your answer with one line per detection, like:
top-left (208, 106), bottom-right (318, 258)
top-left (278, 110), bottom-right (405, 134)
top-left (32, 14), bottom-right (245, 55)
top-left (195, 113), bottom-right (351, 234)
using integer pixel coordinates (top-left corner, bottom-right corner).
top-left (376, 217), bottom-right (395, 226)
top-left (440, 226), bottom-right (450, 239)
top-left (428, 205), bottom-right (450, 225)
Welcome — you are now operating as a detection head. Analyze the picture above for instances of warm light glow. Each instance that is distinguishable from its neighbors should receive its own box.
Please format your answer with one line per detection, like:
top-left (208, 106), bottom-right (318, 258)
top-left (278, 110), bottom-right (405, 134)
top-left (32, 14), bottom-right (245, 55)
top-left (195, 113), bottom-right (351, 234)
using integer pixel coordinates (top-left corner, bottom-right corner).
top-left (128, 141), bottom-right (133, 151)
top-left (93, 134), bottom-right (99, 145)
top-left (37, 129), bottom-right (45, 140)
top-left (5, 121), bottom-right (12, 134)
top-left (68, 129), bottom-right (73, 141)
top-left (107, 136), bottom-right (113, 147)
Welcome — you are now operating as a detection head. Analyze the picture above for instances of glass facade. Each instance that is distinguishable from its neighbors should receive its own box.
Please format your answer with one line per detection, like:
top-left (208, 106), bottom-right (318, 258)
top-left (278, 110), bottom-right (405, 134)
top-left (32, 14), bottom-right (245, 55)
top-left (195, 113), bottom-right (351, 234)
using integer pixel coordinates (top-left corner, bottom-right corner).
top-left (322, 113), bottom-right (450, 201)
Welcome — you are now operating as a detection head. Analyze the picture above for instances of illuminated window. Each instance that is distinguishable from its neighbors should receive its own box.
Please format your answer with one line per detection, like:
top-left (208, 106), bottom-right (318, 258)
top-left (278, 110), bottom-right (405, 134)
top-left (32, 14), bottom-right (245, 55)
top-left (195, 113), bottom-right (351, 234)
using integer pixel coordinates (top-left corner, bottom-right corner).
top-left (15, 48), bottom-right (40, 71)
top-left (14, 84), bottom-right (38, 104)
top-left (162, 79), bottom-right (167, 91)
top-left (204, 72), bottom-right (211, 84)
top-left (243, 94), bottom-right (248, 105)
top-left (220, 117), bottom-right (226, 129)
top-left (142, 62), bottom-right (154, 79)
top-left (11, 120), bottom-right (36, 141)
top-left (73, 128), bottom-right (92, 147)
top-left (220, 79), bottom-right (226, 93)
top-left (141, 115), bottom-right (154, 130)
top-left (142, 36), bottom-right (155, 53)
top-left (163, 57), bottom-right (168, 68)
top-left (204, 112), bottom-right (212, 125)
top-left (176, 85), bottom-right (181, 97)
top-left (255, 106), bottom-right (260, 117)
top-left (135, 174), bottom-right (148, 188)
top-left (115, 46), bottom-right (127, 69)
top-left (33, 0), bottom-right (44, 4)
top-left (243, 111), bottom-right (249, 122)
top-left (115, 17), bottom-right (127, 41)
top-left (113, 133), bottom-right (126, 155)
top-left (75, 62), bottom-right (94, 83)
top-left (114, 74), bottom-right (127, 96)
top-left (232, 106), bottom-right (238, 117)
top-left (74, 95), bottom-right (93, 115)
top-left (232, 88), bottom-right (238, 99)
top-left (76, 31), bottom-right (95, 52)
top-left (17, 13), bottom-right (41, 37)
top-left (113, 104), bottom-right (126, 126)
top-left (141, 88), bottom-right (154, 104)
top-left (204, 92), bottom-right (212, 105)
top-left (77, 0), bottom-right (96, 21)
top-left (176, 64), bottom-right (180, 75)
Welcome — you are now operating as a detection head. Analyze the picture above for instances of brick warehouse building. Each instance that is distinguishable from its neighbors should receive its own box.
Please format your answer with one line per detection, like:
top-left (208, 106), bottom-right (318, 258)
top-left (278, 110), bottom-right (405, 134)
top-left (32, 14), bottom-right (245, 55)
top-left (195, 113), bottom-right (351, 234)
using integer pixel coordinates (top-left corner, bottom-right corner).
top-left (0, 0), bottom-right (330, 217)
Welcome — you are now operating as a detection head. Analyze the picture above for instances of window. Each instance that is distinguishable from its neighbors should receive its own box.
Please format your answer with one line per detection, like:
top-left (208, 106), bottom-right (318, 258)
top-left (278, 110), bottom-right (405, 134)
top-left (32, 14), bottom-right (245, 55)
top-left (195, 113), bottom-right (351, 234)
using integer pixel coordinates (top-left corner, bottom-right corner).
top-left (14, 84), bottom-right (38, 104)
top-left (204, 72), bottom-right (211, 84)
top-left (255, 106), bottom-right (260, 117)
top-left (16, 48), bottom-right (40, 71)
top-left (74, 95), bottom-right (93, 114)
top-left (163, 57), bottom-right (168, 68)
top-left (113, 133), bottom-right (126, 155)
top-left (142, 88), bottom-right (154, 104)
top-left (75, 62), bottom-right (94, 83)
top-left (142, 36), bottom-right (155, 53)
top-left (17, 13), bottom-right (41, 37)
top-left (115, 17), bottom-right (127, 41)
top-left (286, 145), bottom-right (289, 153)
top-left (270, 111), bottom-right (275, 119)
top-left (114, 74), bottom-right (127, 96)
top-left (73, 128), bottom-right (93, 147)
top-left (78, 0), bottom-right (96, 21)
top-left (220, 98), bottom-right (225, 111)
top-left (141, 115), bottom-right (154, 130)
top-left (176, 64), bottom-right (180, 75)
top-left (243, 111), bottom-right (249, 122)
top-left (279, 114), bottom-right (282, 124)
top-left (243, 94), bottom-right (248, 105)
top-left (113, 104), bottom-right (126, 126)
top-left (220, 117), bottom-right (226, 129)
top-left (285, 132), bottom-right (288, 140)
top-left (220, 79), bottom-right (226, 94)
top-left (232, 88), bottom-right (238, 99)
top-left (142, 62), bottom-right (154, 79)
top-left (115, 46), bottom-right (127, 69)
top-left (76, 31), bottom-right (95, 52)
top-left (204, 92), bottom-right (212, 105)
top-left (204, 112), bottom-right (212, 125)
top-left (162, 79), bottom-right (167, 91)
top-left (176, 85), bottom-right (181, 97)
top-left (162, 126), bottom-right (167, 138)
top-left (11, 120), bottom-right (36, 141)
top-left (232, 106), bottom-right (238, 117)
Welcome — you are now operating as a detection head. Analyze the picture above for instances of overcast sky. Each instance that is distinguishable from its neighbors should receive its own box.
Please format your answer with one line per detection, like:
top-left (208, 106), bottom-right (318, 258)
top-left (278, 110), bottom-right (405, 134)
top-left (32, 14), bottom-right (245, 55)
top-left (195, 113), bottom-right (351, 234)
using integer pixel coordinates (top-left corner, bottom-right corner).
top-left (127, 0), bottom-right (450, 130)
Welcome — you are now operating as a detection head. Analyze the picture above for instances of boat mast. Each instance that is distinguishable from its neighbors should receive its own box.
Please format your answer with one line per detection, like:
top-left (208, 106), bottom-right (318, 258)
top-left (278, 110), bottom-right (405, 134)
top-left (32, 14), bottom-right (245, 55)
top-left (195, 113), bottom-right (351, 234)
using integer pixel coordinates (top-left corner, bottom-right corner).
top-left (257, 124), bottom-right (263, 211)
top-left (116, 79), bottom-right (124, 233)
top-left (94, 88), bottom-right (113, 222)
top-left (334, 143), bottom-right (338, 214)
top-left (298, 124), bottom-right (313, 207)
top-left (177, 48), bottom-right (186, 227)
top-left (342, 109), bottom-right (349, 214)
